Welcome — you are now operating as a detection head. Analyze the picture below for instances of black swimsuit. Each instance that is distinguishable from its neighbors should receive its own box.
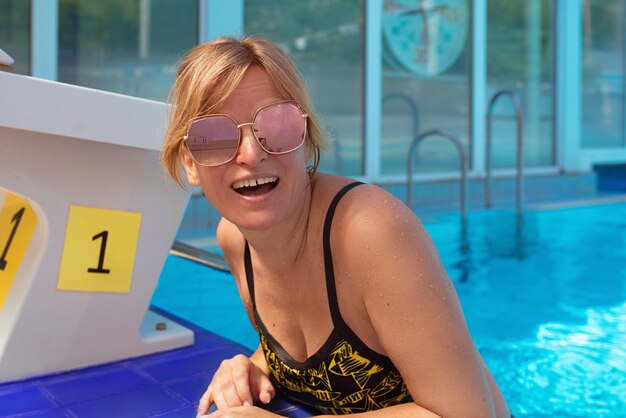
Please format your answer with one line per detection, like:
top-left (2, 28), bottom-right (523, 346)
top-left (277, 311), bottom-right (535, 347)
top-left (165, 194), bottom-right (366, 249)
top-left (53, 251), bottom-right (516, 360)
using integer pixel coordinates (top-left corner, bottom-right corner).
top-left (244, 182), bottom-right (412, 415)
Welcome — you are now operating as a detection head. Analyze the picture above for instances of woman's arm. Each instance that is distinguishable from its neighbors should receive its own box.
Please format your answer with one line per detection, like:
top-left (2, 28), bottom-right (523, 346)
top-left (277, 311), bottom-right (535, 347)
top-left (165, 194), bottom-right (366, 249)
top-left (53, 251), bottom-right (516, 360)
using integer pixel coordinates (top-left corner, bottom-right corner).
top-left (195, 220), bottom-right (275, 414)
top-left (331, 185), bottom-right (510, 418)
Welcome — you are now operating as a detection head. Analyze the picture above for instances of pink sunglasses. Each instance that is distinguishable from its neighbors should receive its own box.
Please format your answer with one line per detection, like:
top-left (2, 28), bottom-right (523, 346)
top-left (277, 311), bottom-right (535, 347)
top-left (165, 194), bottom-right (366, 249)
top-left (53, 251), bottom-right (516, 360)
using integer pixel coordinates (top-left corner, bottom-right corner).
top-left (183, 100), bottom-right (308, 167)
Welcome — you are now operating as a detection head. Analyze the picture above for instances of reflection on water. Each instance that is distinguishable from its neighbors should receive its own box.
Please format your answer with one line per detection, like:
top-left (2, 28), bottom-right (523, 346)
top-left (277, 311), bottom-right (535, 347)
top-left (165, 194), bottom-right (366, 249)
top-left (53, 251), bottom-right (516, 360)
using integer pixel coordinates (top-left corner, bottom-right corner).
top-left (532, 303), bottom-right (626, 414)
top-left (491, 302), bottom-right (626, 417)
top-left (429, 211), bottom-right (537, 284)
top-left (425, 203), bottom-right (626, 418)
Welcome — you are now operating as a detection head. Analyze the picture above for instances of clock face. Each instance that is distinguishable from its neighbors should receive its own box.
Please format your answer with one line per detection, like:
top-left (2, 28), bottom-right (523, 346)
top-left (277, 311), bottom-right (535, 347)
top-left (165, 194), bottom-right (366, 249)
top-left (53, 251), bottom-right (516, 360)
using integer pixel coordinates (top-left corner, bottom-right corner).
top-left (383, 0), bottom-right (469, 76)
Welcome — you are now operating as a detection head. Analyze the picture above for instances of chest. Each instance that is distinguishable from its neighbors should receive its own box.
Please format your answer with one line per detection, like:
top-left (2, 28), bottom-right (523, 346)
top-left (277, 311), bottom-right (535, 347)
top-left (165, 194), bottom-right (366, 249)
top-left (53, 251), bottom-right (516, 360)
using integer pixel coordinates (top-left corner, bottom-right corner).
top-left (252, 258), bottom-right (331, 350)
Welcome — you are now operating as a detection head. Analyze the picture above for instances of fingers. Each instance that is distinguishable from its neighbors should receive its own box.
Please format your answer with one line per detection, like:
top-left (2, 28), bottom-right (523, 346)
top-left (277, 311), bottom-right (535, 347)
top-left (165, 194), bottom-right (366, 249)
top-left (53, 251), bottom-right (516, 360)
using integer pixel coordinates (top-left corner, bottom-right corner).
top-left (212, 388), bottom-right (232, 411)
top-left (251, 364), bottom-right (275, 404)
top-left (231, 359), bottom-right (254, 406)
top-left (199, 354), bottom-right (258, 413)
top-left (197, 386), bottom-right (214, 416)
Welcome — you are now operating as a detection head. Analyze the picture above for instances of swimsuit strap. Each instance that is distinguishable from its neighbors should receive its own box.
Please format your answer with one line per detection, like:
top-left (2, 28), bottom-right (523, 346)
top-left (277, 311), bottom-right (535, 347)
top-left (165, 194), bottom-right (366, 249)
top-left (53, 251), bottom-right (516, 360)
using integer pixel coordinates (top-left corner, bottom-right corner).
top-left (323, 182), bottom-right (364, 327)
top-left (244, 240), bottom-right (256, 310)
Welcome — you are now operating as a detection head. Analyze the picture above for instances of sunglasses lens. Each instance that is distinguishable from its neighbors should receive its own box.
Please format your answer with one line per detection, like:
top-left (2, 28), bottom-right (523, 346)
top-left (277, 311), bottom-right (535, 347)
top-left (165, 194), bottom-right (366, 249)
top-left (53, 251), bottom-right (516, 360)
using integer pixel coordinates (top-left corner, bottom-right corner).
top-left (186, 117), bottom-right (239, 166)
top-left (254, 102), bottom-right (306, 153)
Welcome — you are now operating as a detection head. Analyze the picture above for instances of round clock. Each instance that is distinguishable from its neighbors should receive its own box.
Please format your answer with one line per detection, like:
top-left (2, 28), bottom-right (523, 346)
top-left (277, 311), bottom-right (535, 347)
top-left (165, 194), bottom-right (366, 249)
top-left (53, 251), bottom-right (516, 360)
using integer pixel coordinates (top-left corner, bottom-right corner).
top-left (383, 0), bottom-right (469, 76)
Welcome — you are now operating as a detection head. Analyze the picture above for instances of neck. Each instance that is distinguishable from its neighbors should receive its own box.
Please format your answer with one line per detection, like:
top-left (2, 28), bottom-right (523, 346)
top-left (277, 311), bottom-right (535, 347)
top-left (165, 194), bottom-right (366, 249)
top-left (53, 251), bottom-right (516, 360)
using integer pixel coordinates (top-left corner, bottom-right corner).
top-left (240, 175), bottom-right (315, 272)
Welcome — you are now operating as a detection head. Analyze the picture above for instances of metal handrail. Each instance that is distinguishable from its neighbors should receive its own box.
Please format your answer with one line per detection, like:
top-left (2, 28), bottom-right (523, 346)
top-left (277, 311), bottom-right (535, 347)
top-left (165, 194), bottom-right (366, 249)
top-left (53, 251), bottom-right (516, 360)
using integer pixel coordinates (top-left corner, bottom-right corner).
top-left (407, 129), bottom-right (468, 222)
top-left (382, 92), bottom-right (419, 138)
top-left (485, 89), bottom-right (525, 216)
top-left (170, 240), bottom-right (230, 272)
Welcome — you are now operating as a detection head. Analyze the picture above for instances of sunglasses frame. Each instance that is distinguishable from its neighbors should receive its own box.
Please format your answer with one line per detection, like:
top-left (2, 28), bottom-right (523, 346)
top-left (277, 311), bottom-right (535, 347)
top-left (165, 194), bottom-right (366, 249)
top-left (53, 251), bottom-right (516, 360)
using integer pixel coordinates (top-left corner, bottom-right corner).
top-left (182, 100), bottom-right (308, 167)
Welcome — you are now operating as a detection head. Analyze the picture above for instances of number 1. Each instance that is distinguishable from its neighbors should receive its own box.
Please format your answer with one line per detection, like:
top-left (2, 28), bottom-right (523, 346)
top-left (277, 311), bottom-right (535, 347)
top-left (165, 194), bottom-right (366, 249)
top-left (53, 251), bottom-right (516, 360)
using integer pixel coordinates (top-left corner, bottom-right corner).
top-left (0, 207), bottom-right (25, 271)
top-left (87, 230), bottom-right (111, 274)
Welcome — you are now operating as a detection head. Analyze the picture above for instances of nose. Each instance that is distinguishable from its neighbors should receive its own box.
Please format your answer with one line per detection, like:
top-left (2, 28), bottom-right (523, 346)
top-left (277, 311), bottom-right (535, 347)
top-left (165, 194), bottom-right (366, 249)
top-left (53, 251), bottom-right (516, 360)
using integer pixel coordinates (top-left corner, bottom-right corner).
top-left (234, 123), bottom-right (267, 166)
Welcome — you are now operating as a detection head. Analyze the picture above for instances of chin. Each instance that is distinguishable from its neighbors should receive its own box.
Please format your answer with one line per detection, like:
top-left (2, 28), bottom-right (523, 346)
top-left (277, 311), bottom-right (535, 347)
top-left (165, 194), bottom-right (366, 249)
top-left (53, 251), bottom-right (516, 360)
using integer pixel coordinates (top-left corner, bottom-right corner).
top-left (224, 210), bottom-right (284, 232)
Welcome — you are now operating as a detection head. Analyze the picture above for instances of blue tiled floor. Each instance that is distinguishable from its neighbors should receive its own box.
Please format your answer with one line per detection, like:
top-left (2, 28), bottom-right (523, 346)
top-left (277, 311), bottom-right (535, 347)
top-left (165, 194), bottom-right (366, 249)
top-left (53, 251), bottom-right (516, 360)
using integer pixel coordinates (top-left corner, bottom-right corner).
top-left (0, 307), bottom-right (316, 418)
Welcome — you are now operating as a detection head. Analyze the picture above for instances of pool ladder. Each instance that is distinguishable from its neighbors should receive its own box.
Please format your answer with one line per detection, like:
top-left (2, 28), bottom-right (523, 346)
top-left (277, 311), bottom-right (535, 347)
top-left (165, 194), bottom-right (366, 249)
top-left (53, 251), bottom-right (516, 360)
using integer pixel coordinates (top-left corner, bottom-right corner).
top-left (406, 129), bottom-right (468, 223)
top-left (485, 89), bottom-right (525, 216)
top-left (406, 89), bottom-right (525, 219)
top-left (382, 92), bottom-right (420, 140)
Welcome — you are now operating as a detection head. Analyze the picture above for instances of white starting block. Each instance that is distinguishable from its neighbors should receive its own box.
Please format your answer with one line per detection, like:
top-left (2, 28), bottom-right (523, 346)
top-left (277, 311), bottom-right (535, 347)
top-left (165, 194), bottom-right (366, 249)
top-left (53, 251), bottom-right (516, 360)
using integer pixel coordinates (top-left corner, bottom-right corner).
top-left (0, 71), bottom-right (192, 383)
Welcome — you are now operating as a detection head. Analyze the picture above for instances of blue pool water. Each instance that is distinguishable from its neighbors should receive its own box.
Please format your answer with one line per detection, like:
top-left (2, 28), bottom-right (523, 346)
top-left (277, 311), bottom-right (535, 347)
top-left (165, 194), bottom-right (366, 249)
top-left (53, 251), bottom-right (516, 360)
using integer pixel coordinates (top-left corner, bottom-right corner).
top-left (152, 201), bottom-right (626, 417)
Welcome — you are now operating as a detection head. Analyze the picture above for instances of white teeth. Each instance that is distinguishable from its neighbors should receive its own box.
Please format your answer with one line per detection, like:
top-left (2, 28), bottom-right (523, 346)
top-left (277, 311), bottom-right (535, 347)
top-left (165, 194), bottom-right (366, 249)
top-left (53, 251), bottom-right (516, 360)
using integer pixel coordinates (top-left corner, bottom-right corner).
top-left (233, 177), bottom-right (277, 190)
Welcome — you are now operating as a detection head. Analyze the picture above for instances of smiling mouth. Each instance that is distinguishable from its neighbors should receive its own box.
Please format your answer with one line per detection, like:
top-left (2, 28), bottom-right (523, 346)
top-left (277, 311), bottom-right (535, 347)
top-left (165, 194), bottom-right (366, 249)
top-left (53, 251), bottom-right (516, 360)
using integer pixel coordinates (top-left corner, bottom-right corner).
top-left (232, 177), bottom-right (278, 196)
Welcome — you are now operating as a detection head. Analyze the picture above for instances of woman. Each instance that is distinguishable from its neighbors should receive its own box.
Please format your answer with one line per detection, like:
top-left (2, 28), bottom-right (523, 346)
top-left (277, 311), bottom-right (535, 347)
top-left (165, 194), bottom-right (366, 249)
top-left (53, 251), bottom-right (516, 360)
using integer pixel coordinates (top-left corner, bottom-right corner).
top-left (162, 37), bottom-right (510, 417)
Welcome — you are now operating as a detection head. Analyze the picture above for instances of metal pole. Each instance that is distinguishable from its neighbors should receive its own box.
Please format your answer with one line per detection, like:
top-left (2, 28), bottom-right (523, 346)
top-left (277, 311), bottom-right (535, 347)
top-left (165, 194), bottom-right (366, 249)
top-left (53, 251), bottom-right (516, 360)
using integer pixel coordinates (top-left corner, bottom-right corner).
top-left (407, 129), bottom-right (468, 223)
top-left (382, 92), bottom-right (420, 139)
top-left (485, 90), bottom-right (525, 216)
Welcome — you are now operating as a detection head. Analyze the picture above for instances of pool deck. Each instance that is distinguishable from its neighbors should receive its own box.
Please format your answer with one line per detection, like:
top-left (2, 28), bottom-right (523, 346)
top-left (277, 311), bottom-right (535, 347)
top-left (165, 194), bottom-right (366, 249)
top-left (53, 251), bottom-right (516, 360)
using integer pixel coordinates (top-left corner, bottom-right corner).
top-left (0, 307), bottom-right (316, 418)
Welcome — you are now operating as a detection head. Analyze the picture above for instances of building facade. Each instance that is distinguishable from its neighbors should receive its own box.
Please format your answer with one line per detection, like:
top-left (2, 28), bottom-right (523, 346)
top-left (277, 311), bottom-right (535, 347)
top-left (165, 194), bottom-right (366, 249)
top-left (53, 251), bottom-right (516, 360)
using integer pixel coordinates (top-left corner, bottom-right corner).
top-left (2, 0), bottom-right (626, 186)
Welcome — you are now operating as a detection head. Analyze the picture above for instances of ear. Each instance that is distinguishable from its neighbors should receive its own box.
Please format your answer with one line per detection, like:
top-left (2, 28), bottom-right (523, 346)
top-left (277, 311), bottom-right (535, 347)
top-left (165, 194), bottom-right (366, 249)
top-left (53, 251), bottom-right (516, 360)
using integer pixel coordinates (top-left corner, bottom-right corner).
top-left (180, 144), bottom-right (201, 186)
top-left (305, 143), bottom-right (316, 167)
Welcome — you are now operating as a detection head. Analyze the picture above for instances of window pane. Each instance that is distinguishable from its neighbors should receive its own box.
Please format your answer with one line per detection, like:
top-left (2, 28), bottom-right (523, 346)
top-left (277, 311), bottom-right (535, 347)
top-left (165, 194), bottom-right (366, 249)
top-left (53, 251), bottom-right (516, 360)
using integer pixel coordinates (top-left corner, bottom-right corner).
top-left (382, 0), bottom-right (471, 175)
top-left (487, 0), bottom-right (555, 168)
top-left (0, 0), bottom-right (30, 74)
top-left (244, 0), bottom-right (365, 176)
top-left (582, 0), bottom-right (625, 148)
top-left (58, 0), bottom-right (198, 101)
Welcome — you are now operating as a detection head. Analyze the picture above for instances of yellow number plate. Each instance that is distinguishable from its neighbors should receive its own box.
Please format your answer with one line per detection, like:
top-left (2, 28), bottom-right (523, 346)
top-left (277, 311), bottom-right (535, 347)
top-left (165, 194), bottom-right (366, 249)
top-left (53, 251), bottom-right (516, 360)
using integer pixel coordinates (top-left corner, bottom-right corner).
top-left (0, 193), bottom-right (38, 311)
top-left (57, 205), bottom-right (142, 293)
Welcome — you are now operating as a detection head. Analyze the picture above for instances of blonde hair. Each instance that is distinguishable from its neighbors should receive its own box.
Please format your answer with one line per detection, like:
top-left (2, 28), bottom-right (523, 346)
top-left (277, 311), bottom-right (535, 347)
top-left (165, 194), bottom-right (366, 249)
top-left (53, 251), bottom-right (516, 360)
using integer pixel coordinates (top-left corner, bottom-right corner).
top-left (161, 36), bottom-right (327, 187)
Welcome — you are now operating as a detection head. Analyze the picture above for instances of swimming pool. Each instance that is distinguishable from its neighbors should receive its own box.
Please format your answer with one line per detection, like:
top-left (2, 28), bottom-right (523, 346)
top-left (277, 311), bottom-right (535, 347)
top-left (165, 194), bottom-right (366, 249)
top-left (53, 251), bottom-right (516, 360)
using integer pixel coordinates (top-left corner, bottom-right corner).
top-left (151, 200), bottom-right (626, 417)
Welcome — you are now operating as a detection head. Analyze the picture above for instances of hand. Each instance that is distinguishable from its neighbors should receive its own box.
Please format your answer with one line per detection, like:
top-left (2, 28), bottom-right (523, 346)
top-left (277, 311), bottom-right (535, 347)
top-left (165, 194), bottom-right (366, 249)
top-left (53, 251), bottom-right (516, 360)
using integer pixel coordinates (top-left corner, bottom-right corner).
top-left (197, 354), bottom-right (275, 415)
top-left (200, 405), bottom-right (282, 418)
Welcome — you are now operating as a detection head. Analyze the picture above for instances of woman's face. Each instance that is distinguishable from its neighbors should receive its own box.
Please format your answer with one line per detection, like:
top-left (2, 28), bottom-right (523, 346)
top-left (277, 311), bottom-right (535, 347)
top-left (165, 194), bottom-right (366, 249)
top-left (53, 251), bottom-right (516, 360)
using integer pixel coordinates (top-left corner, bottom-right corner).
top-left (181, 66), bottom-right (311, 232)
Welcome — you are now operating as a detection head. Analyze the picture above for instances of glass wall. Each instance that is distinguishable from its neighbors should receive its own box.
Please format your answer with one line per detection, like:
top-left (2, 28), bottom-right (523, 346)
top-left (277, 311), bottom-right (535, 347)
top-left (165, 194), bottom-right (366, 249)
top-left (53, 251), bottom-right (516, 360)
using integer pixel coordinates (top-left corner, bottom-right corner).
top-left (244, 0), bottom-right (365, 176)
top-left (487, 0), bottom-right (555, 169)
top-left (57, 0), bottom-right (198, 101)
top-left (0, 0), bottom-right (30, 74)
top-left (381, 0), bottom-right (472, 175)
top-left (582, 0), bottom-right (625, 148)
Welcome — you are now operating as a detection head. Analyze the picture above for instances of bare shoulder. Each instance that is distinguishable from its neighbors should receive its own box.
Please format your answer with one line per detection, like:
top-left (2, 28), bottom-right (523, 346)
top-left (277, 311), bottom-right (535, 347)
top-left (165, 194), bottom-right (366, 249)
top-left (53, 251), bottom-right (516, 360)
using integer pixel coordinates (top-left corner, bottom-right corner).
top-left (216, 217), bottom-right (245, 275)
top-left (313, 177), bottom-right (509, 417)
top-left (330, 182), bottom-right (435, 259)
top-left (328, 182), bottom-right (450, 300)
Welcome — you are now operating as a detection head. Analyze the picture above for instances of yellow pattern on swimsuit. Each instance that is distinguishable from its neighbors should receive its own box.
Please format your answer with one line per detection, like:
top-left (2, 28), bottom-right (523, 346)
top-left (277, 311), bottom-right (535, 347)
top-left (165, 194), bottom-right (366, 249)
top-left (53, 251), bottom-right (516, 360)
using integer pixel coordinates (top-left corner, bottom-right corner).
top-left (258, 330), bottom-right (411, 414)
